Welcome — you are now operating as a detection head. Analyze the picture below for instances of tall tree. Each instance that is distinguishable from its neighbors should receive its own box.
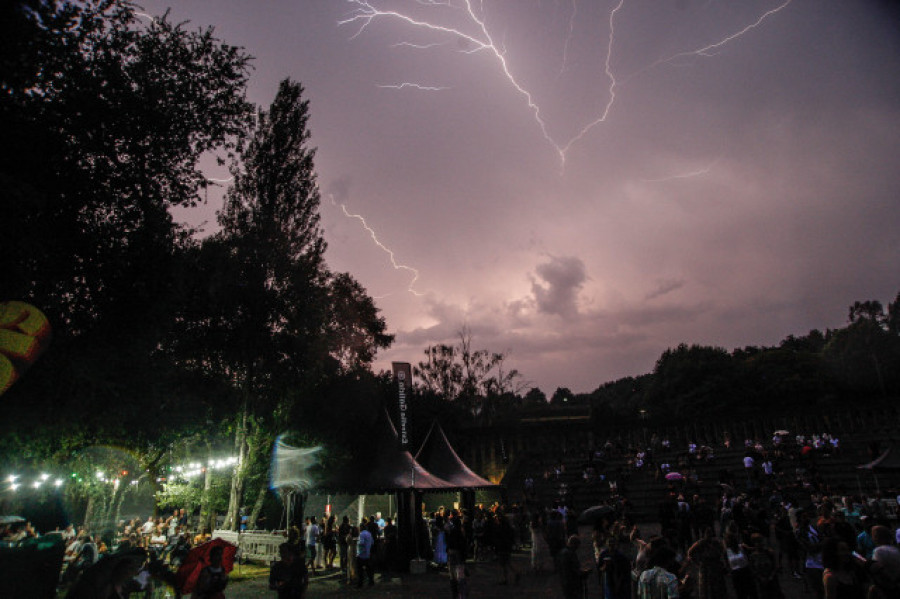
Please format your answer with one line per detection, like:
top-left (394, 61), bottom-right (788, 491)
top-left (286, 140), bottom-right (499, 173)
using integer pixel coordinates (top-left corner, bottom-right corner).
top-left (217, 79), bottom-right (330, 529)
top-left (0, 0), bottom-right (251, 461)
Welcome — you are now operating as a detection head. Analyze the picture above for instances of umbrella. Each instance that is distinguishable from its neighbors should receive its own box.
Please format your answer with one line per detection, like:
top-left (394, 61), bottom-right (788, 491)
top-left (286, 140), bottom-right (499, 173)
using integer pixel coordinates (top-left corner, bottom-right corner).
top-left (577, 505), bottom-right (616, 525)
top-left (65, 548), bottom-right (146, 599)
top-left (175, 538), bottom-right (237, 594)
top-left (665, 472), bottom-right (683, 481)
top-left (774, 430), bottom-right (790, 436)
top-left (0, 515), bottom-right (25, 525)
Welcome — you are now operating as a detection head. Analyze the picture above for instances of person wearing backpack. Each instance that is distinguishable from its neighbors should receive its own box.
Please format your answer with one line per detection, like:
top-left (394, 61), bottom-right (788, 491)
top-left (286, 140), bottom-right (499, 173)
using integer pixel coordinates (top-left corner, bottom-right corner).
top-left (192, 545), bottom-right (228, 599)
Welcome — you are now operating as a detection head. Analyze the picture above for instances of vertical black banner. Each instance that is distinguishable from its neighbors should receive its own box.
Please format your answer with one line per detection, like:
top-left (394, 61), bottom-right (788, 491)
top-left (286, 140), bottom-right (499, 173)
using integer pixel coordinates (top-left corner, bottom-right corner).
top-left (392, 362), bottom-right (412, 450)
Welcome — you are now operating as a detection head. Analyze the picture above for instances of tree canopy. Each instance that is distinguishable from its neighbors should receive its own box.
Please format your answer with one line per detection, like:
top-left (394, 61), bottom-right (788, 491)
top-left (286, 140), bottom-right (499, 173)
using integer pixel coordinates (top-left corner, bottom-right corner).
top-left (0, 1), bottom-right (393, 525)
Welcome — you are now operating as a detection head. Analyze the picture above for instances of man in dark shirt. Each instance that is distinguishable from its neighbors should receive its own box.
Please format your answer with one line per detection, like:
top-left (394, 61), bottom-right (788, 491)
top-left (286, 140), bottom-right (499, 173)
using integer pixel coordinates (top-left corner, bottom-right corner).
top-left (382, 517), bottom-right (399, 574)
top-left (337, 516), bottom-right (351, 572)
top-left (559, 535), bottom-right (590, 599)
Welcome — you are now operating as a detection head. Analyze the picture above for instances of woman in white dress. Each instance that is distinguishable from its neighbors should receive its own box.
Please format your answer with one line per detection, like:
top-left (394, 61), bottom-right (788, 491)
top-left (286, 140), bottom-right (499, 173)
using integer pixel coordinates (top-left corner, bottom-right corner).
top-left (530, 512), bottom-right (551, 573)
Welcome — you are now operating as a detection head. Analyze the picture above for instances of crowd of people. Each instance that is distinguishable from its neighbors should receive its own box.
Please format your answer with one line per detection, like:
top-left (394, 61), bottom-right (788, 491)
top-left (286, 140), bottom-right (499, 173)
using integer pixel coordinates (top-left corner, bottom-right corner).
top-left (0, 508), bottom-right (226, 597)
top-left (516, 429), bottom-right (900, 598)
top-left (4, 427), bottom-right (900, 598)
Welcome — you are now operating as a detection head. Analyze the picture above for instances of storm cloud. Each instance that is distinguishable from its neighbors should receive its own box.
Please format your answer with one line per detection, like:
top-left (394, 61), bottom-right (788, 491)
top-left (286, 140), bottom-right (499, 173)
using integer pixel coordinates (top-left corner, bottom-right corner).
top-left (150, 0), bottom-right (900, 393)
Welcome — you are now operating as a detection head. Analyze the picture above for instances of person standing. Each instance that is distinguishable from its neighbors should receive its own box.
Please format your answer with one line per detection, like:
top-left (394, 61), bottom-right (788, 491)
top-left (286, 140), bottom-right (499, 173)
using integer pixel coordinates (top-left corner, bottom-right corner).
top-left (192, 545), bottom-right (229, 599)
top-left (797, 510), bottom-right (825, 599)
top-left (821, 538), bottom-right (866, 599)
top-left (637, 545), bottom-right (681, 599)
top-left (748, 533), bottom-right (783, 599)
top-left (304, 517), bottom-right (320, 576)
top-left (337, 516), bottom-right (351, 573)
top-left (357, 520), bottom-right (375, 587)
top-left (445, 510), bottom-right (468, 598)
top-left (322, 515), bottom-right (336, 569)
top-left (530, 512), bottom-right (552, 573)
top-left (559, 535), bottom-right (591, 599)
top-left (686, 528), bottom-right (728, 599)
top-left (724, 524), bottom-right (757, 599)
top-left (270, 543), bottom-right (309, 599)
top-left (597, 536), bottom-right (631, 599)
top-left (495, 510), bottom-right (519, 585)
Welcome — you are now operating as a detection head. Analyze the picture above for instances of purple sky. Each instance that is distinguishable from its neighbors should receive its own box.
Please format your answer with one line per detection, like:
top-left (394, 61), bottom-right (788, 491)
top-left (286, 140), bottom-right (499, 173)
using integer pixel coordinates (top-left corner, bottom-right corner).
top-left (144, 0), bottom-right (900, 394)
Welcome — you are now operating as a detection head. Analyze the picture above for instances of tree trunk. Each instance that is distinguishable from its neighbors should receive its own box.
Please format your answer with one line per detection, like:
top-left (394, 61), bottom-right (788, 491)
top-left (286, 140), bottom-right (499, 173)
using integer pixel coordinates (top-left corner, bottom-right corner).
top-left (247, 484), bottom-right (267, 530)
top-left (83, 495), bottom-right (96, 529)
top-left (104, 484), bottom-right (121, 528)
top-left (112, 488), bottom-right (129, 529)
top-left (200, 440), bottom-right (214, 533)
top-left (225, 405), bottom-right (249, 531)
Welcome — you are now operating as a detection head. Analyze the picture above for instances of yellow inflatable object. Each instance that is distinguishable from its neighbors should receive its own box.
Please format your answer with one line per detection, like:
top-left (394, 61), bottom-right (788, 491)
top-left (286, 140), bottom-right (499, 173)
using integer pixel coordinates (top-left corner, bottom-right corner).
top-left (0, 301), bottom-right (52, 395)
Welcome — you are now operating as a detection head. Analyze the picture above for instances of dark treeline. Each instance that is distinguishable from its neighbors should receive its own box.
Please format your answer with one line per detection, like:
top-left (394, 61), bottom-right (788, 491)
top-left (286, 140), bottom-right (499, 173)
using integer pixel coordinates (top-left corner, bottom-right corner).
top-left (583, 294), bottom-right (900, 424)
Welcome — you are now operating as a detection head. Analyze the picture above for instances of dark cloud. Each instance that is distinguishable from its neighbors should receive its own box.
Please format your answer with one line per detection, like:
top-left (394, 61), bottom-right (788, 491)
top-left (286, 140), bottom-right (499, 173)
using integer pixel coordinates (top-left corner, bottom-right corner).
top-left (645, 278), bottom-right (686, 301)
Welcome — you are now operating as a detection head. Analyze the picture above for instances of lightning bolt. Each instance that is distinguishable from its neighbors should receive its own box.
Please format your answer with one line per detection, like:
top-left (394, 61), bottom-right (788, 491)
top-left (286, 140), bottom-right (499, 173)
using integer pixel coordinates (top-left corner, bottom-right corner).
top-left (341, 0), bottom-right (793, 168)
top-left (339, 0), bottom-right (622, 168)
top-left (327, 195), bottom-right (424, 297)
top-left (391, 41), bottom-right (446, 49)
top-left (640, 164), bottom-right (715, 184)
top-left (558, 0), bottom-right (577, 76)
top-left (652, 0), bottom-right (792, 68)
top-left (377, 82), bottom-right (450, 91)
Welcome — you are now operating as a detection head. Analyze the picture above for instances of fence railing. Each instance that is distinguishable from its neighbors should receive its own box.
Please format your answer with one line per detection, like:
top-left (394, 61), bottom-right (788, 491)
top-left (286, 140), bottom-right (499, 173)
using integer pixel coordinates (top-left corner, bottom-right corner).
top-left (212, 529), bottom-right (285, 563)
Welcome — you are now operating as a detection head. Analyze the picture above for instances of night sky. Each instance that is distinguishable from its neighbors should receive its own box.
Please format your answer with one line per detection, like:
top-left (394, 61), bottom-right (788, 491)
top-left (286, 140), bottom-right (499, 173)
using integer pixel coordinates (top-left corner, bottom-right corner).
top-left (144, 0), bottom-right (900, 393)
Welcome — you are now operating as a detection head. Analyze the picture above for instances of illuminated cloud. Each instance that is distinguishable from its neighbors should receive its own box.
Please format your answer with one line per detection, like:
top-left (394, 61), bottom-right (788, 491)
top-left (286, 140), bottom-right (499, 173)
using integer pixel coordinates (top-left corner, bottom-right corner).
top-left (530, 255), bottom-right (587, 318)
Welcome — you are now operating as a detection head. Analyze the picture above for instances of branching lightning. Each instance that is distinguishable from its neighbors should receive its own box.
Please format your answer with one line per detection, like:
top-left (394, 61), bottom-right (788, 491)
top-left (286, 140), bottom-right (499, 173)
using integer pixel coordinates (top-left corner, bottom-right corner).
top-left (340, 0), bottom-right (794, 168)
top-left (339, 0), bottom-right (623, 167)
top-left (653, 0), bottom-right (792, 68)
top-left (340, 0), bottom-right (567, 164)
top-left (378, 82), bottom-right (450, 91)
top-left (327, 195), bottom-right (424, 297)
top-left (391, 41), bottom-right (446, 49)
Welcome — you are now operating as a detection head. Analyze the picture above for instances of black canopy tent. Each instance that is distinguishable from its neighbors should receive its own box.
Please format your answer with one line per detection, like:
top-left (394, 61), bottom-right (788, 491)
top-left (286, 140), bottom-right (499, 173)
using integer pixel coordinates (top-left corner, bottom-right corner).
top-left (294, 410), bottom-right (458, 568)
top-left (858, 445), bottom-right (900, 471)
top-left (280, 412), bottom-right (500, 568)
top-left (415, 420), bottom-right (501, 516)
top-left (857, 445), bottom-right (900, 494)
top-left (320, 410), bottom-right (458, 494)
top-left (415, 421), bottom-right (497, 489)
